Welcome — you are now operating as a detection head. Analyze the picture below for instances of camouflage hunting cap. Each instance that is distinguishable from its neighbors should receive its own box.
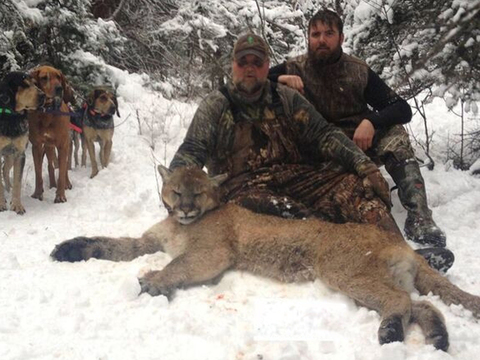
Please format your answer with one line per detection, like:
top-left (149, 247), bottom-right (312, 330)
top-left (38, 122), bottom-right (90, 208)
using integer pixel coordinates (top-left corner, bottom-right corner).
top-left (233, 33), bottom-right (269, 61)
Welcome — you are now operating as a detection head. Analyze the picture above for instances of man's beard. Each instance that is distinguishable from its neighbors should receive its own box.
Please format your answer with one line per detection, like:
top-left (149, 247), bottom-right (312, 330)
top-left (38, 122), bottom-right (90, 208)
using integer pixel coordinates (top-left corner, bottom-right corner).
top-left (308, 43), bottom-right (342, 66)
top-left (234, 78), bottom-right (265, 97)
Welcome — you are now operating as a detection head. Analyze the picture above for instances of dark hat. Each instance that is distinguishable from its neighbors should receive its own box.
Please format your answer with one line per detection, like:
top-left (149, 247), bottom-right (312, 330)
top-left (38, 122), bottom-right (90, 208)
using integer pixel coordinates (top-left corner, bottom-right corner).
top-left (233, 33), bottom-right (269, 61)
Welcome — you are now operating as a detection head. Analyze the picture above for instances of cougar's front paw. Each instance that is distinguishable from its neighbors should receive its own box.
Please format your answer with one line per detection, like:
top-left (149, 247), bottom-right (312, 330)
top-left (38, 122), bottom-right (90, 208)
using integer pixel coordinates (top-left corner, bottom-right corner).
top-left (51, 237), bottom-right (104, 262)
top-left (138, 271), bottom-right (174, 299)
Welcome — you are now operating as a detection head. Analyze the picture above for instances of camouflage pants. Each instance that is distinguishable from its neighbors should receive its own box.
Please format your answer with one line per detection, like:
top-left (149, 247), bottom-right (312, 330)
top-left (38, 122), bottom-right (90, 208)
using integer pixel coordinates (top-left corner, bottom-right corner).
top-left (342, 124), bottom-right (416, 166)
top-left (222, 162), bottom-right (399, 233)
top-left (343, 124), bottom-right (431, 217)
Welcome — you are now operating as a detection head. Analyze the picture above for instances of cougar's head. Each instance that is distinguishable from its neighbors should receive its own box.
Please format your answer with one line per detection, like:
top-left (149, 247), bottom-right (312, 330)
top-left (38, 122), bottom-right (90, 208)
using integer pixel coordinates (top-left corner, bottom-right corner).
top-left (158, 165), bottom-right (228, 225)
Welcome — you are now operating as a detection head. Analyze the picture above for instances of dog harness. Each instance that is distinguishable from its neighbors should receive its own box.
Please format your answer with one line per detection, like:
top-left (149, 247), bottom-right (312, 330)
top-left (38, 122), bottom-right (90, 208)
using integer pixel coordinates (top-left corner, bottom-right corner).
top-left (0, 110), bottom-right (28, 138)
top-left (83, 104), bottom-right (114, 129)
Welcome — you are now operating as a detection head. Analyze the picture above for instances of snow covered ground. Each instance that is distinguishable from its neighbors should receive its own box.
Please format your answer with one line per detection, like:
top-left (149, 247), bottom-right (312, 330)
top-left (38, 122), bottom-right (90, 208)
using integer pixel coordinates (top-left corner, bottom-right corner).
top-left (1, 71), bottom-right (480, 360)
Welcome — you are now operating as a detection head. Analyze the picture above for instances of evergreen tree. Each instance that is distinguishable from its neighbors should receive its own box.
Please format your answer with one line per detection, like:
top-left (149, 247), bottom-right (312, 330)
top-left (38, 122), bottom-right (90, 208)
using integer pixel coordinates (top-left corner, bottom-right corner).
top-left (347, 0), bottom-right (480, 107)
top-left (0, 0), bottom-right (125, 97)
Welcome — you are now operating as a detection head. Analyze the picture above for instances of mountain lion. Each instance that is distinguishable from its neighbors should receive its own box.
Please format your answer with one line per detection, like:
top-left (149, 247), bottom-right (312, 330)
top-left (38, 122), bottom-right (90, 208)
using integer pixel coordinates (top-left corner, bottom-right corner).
top-left (51, 165), bottom-right (480, 351)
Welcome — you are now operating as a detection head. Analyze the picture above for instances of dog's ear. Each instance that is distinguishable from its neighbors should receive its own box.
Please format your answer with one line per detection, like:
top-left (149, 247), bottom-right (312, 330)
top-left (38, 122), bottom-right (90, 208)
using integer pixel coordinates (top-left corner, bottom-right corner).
top-left (0, 87), bottom-right (12, 107)
top-left (5, 72), bottom-right (27, 90)
top-left (94, 89), bottom-right (103, 101)
top-left (113, 94), bottom-right (120, 117)
top-left (60, 73), bottom-right (74, 104)
top-left (87, 90), bottom-right (95, 106)
top-left (30, 68), bottom-right (40, 85)
top-left (0, 73), bottom-right (21, 108)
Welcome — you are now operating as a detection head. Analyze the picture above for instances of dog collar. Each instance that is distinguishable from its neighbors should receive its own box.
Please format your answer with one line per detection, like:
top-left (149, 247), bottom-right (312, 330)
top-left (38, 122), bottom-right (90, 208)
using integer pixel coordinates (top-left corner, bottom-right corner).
top-left (0, 108), bottom-right (13, 114)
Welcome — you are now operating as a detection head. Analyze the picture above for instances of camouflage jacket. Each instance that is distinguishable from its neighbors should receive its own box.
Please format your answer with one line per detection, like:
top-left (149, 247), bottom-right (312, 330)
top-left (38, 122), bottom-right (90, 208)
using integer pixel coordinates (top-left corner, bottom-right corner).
top-left (170, 80), bottom-right (376, 177)
top-left (269, 52), bottom-right (411, 130)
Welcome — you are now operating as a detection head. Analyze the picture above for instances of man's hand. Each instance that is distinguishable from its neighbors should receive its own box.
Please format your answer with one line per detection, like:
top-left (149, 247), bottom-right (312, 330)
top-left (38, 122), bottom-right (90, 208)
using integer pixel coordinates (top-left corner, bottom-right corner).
top-left (353, 119), bottom-right (375, 151)
top-left (278, 75), bottom-right (304, 94)
top-left (356, 162), bottom-right (392, 209)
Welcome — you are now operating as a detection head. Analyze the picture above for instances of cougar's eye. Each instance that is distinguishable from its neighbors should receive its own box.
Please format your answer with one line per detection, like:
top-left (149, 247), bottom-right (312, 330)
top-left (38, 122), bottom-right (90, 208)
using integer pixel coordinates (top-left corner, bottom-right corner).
top-left (173, 190), bottom-right (181, 197)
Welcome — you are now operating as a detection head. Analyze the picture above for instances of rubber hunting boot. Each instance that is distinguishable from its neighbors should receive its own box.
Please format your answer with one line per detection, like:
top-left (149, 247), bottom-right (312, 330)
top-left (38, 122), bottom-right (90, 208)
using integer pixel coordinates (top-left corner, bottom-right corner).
top-left (386, 159), bottom-right (446, 247)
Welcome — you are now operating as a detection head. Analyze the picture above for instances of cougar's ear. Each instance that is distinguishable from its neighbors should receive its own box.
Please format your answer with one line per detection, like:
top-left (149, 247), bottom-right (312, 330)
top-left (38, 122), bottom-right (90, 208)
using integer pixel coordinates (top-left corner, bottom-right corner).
top-left (210, 173), bottom-right (229, 187)
top-left (158, 165), bottom-right (172, 182)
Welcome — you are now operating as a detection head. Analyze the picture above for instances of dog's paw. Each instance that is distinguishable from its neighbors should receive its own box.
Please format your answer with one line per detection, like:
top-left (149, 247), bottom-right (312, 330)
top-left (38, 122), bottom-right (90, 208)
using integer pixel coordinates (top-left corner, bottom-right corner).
top-left (54, 194), bottom-right (67, 203)
top-left (51, 237), bottom-right (104, 262)
top-left (31, 191), bottom-right (43, 201)
top-left (10, 203), bottom-right (26, 215)
top-left (138, 272), bottom-right (174, 299)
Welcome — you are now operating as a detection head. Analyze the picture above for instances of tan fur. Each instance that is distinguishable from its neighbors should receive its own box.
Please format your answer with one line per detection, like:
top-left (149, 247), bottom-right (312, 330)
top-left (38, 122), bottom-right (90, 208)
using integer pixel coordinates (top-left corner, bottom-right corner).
top-left (51, 166), bottom-right (480, 351)
top-left (83, 127), bottom-right (114, 178)
top-left (82, 88), bottom-right (118, 178)
top-left (1, 75), bottom-right (44, 214)
top-left (28, 66), bottom-right (73, 203)
top-left (69, 129), bottom-right (81, 169)
top-left (14, 77), bottom-right (45, 112)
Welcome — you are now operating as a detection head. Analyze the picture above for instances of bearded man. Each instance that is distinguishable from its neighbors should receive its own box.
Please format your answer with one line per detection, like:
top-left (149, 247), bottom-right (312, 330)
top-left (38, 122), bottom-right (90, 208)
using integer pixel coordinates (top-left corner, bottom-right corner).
top-left (170, 33), bottom-right (453, 273)
top-left (268, 9), bottom-right (447, 252)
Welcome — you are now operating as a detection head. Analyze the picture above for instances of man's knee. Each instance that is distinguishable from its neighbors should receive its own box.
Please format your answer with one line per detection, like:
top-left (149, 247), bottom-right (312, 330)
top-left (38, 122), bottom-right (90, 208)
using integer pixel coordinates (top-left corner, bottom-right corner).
top-left (375, 125), bottom-right (416, 164)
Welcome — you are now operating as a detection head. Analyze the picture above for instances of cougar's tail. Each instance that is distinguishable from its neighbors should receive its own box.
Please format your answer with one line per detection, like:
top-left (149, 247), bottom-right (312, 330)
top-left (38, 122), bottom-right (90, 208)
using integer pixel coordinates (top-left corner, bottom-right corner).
top-left (51, 235), bottom-right (164, 262)
top-left (411, 300), bottom-right (449, 351)
top-left (415, 257), bottom-right (480, 318)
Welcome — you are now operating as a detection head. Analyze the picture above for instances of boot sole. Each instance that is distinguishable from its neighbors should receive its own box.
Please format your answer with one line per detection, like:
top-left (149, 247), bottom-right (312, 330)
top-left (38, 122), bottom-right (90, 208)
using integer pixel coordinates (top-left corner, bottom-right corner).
top-left (405, 230), bottom-right (447, 248)
top-left (415, 248), bottom-right (455, 274)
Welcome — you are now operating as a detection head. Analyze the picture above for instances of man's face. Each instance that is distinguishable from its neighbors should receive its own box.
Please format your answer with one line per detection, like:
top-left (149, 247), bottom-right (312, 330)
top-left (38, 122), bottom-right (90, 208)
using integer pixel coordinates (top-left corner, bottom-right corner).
top-left (232, 54), bottom-right (269, 95)
top-left (308, 21), bottom-right (344, 65)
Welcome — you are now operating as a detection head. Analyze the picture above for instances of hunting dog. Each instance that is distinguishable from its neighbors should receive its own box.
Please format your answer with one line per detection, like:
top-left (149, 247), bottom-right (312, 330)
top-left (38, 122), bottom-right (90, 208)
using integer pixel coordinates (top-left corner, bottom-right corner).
top-left (82, 87), bottom-right (119, 178)
top-left (28, 65), bottom-right (75, 203)
top-left (0, 72), bottom-right (45, 214)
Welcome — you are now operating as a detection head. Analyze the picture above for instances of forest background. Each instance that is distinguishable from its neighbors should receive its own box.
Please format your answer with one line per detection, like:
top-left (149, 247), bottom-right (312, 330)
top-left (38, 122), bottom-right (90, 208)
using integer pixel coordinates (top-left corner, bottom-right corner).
top-left (1, 0), bottom-right (480, 171)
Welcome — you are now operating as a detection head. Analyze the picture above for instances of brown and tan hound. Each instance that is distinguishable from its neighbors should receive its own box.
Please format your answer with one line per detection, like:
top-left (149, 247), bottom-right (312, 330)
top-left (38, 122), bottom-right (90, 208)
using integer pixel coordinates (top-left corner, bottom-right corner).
top-left (28, 65), bottom-right (74, 203)
top-left (0, 72), bottom-right (45, 214)
top-left (82, 86), bottom-right (119, 178)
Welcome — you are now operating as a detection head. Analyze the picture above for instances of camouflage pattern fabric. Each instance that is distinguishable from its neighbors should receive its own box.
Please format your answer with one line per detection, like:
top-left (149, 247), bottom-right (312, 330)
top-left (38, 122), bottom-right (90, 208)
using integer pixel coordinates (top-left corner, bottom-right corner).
top-left (222, 162), bottom-right (397, 232)
top-left (170, 80), bottom-right (375, 177)
top-left (284, 52), bottom-right (413, 168)
top-left (284, 53), bottom-right (431, 222)
top-left (170, 80), bottom-right (398, 233)
top-left (285, 53), bottom-right (374, 126)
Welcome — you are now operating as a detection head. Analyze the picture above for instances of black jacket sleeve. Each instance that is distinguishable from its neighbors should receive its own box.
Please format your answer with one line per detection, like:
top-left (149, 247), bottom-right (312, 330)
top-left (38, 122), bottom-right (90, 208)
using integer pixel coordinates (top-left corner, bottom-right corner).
top-left (268, 62), bottom-right (288, 83)
top-left (364, 68), bottom-right (412, 128)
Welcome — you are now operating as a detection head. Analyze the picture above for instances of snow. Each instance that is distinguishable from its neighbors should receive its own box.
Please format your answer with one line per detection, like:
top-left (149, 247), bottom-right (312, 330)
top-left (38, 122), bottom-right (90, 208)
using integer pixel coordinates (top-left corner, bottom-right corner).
top-left (1, 70), bottom-right (480, 360)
